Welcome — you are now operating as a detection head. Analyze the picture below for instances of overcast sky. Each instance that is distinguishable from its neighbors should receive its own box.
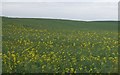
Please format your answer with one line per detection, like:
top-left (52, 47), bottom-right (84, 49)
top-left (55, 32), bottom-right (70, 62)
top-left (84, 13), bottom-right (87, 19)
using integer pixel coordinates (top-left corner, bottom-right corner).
top-left (1, 0), bottom-right (119, 21)
top-left (2, 0), bottom-right (120, 2)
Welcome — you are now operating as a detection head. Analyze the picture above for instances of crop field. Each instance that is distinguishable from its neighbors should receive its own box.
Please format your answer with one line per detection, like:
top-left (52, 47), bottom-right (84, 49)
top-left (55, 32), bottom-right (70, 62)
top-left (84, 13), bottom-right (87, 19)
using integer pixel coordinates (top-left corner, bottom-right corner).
top-left (2, 17), bottom-right (118, 73)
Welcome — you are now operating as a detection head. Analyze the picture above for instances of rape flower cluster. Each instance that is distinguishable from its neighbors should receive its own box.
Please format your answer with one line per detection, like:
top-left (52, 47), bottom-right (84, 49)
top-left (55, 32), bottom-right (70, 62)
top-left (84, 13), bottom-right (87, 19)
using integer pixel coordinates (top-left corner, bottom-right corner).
top-left (2, 19), bottom-right (118, 73)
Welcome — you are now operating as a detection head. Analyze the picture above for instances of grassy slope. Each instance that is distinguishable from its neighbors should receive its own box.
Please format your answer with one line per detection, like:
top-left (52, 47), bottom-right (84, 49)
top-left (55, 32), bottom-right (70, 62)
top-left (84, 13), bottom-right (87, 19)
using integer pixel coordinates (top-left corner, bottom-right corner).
top-left (2, 17), bottom-right (118, 73)
top-left (2, 17), bottom-right (118, 32)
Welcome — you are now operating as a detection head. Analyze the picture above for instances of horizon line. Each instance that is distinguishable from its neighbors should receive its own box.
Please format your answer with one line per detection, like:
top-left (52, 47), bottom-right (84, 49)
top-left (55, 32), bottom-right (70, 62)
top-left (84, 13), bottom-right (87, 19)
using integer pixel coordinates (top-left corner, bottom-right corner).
top-left (1, 16), bottom-right (118, 22)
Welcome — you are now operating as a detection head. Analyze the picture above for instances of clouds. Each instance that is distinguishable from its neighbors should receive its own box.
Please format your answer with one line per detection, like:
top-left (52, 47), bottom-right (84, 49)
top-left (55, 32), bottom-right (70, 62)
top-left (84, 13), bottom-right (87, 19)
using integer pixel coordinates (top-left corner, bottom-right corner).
top-left (0, 2), bottom-right (2, 16)
top-left (2, 0), bottom-right (120, 2)
top-left (2, 2), bottom-right (118, 21)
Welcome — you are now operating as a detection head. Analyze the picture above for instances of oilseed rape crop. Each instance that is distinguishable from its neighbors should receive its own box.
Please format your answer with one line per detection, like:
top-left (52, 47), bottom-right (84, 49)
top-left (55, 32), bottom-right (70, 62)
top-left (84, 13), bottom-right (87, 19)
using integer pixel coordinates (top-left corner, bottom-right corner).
top-left (2, 17), bottom-right (118, 73)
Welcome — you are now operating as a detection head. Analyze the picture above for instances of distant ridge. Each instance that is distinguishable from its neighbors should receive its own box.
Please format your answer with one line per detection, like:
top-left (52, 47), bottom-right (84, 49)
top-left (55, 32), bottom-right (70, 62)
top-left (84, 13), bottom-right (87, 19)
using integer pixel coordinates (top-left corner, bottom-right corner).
top-left (2, 16), bottom-right (118, 32)
top-left (1, 16), bottom-right (118, 22)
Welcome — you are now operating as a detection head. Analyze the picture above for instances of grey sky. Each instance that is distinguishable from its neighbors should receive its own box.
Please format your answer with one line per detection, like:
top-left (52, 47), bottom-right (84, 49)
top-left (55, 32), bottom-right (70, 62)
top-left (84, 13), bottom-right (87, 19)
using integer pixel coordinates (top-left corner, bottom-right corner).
top-left (2, 1), bottom-right (118, 21)
top-left (2, 0), bottom-right (120, 2)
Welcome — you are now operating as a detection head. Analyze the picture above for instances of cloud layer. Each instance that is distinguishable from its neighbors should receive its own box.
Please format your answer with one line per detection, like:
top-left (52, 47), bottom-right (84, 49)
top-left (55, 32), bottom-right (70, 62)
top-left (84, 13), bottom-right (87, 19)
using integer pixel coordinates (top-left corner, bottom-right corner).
top-left (2, 0), bottom-right (120, 2)
top-left (2, 2), bottom-right (118, 21)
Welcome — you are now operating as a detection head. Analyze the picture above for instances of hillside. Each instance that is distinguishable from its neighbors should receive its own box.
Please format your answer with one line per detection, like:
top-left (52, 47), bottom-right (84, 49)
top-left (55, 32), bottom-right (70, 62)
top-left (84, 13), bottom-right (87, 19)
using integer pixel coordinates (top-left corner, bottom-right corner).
top-left (2, 17), bottom-right (118, 73)
top-left (2, 17), bottom-right (118, 32)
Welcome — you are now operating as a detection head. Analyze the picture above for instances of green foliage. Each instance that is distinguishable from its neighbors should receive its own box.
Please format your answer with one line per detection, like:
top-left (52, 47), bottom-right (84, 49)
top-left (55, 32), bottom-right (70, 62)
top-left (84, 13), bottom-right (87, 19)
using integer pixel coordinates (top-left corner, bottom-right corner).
top-left (2, 17), bottom-right (118, 73)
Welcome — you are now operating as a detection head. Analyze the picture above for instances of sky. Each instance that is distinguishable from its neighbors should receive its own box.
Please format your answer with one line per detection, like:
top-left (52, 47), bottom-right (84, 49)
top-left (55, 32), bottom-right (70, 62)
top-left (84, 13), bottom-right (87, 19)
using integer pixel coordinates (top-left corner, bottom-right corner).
top-left (1, 0), bottom-right (119, 21)
top-left (1, 0), bottom-right (120, 2)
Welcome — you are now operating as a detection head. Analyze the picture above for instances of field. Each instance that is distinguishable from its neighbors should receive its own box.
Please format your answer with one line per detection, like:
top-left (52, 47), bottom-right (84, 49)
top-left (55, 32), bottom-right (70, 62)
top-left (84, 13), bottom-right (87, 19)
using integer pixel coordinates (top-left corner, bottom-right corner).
top-left (2, 17), bottom-right (118, 73)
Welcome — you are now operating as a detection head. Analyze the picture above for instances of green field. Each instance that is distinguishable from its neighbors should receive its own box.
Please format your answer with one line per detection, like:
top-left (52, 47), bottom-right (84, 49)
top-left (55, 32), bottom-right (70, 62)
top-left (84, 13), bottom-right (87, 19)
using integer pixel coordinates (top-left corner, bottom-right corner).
top-left (2, 17), bottom-right (118, 73)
